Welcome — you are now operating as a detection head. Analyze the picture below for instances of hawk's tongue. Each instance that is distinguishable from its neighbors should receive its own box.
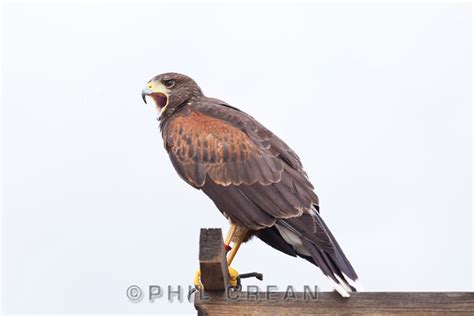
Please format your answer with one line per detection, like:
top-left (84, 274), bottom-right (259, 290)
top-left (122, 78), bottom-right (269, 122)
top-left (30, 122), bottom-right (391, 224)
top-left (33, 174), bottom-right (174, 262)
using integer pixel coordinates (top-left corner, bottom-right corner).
top-left (151, 92), bottom-right (168, 110)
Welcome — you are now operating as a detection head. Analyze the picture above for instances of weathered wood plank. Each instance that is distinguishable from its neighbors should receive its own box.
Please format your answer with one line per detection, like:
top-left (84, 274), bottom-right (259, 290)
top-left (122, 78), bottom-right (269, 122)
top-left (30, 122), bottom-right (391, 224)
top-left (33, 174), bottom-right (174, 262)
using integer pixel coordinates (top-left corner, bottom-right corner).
top-left (195, 291), bottom-right (474, 315)
top-left (199, 228), bottom-right (230, 291)
top-left (194, 228), bottom-right (474, 315)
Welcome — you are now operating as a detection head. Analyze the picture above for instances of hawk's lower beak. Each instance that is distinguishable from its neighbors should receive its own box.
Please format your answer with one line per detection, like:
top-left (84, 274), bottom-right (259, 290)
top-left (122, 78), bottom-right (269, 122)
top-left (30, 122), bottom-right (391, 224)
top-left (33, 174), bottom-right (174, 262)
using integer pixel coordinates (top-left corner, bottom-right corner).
top-left (141, 87), bottom-right (152, 104)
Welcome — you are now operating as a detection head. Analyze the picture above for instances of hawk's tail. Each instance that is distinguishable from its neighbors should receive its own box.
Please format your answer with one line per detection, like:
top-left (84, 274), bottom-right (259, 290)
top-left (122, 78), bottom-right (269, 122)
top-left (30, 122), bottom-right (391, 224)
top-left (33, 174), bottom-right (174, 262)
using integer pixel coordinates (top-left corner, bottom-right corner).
top-left (276, 207), bottom-right (358, 297)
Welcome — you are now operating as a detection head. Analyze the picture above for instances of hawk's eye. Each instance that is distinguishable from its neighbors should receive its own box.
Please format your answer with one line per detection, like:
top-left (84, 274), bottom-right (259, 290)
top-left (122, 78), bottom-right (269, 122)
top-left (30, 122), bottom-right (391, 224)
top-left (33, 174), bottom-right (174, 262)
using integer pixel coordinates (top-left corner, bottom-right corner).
top-left (163, 80), bottom-right (175, 88)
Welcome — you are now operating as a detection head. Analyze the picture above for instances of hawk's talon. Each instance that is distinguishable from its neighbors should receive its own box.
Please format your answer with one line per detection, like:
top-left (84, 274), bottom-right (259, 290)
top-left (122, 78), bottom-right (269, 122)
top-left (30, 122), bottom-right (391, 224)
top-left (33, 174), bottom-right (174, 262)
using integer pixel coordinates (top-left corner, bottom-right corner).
top-left (187, 287), bottom-right (198, 302)
top-left (228, 266), bottom-right (239, 288)
top-left (193, 269), bottom-right (202, 290)
top-left (193, 267), bottom-right (240, 289)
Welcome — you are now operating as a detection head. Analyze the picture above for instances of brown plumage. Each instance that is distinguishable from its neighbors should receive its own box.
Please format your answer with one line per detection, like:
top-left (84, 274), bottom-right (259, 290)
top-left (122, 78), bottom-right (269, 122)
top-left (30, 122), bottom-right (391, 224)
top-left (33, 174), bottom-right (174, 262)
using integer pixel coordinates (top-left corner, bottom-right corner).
top-left (142, 73), bottom-right (358, 295)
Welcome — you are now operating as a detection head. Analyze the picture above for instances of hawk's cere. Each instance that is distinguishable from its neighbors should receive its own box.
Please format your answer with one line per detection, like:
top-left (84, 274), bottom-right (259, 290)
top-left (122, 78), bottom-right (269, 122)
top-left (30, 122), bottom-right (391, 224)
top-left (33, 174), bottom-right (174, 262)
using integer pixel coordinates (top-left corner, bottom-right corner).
top-left (142, 73), bottom-right (358, 297)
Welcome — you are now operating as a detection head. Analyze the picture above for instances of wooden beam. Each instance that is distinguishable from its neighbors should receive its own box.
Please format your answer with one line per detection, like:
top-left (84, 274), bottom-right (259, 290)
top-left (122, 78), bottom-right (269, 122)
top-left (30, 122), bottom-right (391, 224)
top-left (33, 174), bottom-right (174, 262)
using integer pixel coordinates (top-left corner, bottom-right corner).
top-left (195, 228), bottom-right (474, 315)
top-left (195, 291), bottom-right (474, 315)
top-left (199, 228), bottom-right (230, 291)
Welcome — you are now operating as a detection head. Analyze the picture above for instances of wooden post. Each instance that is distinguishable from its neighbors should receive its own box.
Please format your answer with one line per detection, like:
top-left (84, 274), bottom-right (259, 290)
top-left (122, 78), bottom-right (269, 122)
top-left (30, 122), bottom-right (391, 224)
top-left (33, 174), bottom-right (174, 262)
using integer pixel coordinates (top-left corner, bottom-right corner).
top-left (194, 228), bottom-right (474, 315)
top-left (199, 228), bottom-right (230, 291)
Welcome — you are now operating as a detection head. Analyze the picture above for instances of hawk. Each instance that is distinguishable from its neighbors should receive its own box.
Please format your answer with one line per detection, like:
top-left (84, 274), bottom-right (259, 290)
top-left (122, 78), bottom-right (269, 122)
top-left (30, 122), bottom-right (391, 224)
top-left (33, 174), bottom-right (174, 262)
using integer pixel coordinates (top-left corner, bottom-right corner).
top-left (142, 73), bottom-right (358, 296)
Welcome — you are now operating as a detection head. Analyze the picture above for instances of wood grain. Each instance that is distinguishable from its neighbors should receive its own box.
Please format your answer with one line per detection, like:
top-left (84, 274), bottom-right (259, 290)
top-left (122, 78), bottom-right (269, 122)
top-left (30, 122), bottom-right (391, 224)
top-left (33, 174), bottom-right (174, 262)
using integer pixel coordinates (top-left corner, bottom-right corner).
top-left (195, 291), bottom-right (474, 315)
top-left (199, 228), bottom-right (230, 291)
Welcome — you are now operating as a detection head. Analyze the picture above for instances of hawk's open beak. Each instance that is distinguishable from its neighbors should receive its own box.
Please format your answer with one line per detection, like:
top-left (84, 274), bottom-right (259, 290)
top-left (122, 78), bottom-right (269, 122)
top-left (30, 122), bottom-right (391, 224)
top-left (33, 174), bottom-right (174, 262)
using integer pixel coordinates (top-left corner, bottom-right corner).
top-left (141, 84), bottom-right (169, 113)
top-left (142, 87), bottom-right (152, 104)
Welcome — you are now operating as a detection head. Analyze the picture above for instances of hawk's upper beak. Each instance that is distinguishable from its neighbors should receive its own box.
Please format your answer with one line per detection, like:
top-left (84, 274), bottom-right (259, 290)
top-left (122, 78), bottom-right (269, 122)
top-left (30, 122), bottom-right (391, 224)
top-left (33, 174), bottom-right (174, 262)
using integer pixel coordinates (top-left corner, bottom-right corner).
top-left (141, 87), bottom-right (152, 104)
top-left (141, 82), bottom-right (170, 114)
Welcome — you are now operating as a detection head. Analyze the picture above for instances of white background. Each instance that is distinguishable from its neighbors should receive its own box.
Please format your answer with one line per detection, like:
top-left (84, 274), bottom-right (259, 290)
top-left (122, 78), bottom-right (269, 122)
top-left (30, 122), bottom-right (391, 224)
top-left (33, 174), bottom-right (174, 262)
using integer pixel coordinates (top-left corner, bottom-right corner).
top-left (2, 1), bottom-right (472, 315)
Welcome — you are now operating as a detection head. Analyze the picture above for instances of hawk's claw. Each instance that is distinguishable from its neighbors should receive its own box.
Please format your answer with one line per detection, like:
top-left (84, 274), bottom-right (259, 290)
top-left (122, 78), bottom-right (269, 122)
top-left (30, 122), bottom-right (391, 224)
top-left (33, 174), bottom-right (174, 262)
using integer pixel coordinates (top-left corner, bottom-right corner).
top-left (193, 266), bottom-right (241, 290)
top-left (193, 269), bottom-right (202, 290)
top-left (193, 267), bottom-right (263, 293)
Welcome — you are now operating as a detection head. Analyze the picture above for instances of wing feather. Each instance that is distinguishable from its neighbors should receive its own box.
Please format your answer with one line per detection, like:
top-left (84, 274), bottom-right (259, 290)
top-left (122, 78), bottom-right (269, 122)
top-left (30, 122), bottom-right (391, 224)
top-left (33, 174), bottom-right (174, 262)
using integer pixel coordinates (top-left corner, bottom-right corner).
top-left (165, 110), bottom-right (284, 187)
top-left (162, 101), bottom-right (319, 229)
top-left (162, 99), bottom-right (358, 289)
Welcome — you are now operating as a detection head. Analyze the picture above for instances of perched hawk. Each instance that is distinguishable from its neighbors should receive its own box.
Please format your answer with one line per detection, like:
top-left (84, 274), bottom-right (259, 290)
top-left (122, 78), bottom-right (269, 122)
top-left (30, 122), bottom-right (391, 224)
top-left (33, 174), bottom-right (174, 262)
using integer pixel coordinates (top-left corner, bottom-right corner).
top-left (142, 73), bottom-right (358, 296)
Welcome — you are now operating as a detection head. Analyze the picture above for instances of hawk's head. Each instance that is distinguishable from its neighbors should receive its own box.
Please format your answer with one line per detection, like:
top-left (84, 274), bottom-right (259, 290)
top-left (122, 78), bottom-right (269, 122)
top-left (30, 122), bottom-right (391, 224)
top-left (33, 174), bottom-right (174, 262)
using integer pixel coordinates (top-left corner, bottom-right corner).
top-left (142, 73), bottom-right (203, 117)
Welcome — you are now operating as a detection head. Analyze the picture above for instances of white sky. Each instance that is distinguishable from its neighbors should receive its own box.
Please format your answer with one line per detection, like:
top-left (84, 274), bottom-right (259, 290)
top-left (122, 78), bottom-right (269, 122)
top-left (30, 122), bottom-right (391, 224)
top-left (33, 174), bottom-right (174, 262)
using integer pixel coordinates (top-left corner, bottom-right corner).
top-left (2, 1), bottom-right (472, 315)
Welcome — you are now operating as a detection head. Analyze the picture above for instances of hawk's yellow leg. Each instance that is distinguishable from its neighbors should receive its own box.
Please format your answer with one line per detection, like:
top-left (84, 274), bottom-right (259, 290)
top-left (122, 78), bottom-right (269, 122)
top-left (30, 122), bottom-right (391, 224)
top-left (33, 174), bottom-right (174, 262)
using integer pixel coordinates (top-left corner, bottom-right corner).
top-left (226, 227), bottom-right (248, 266)
top-left (224, 223), bottom-right (238, 246)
